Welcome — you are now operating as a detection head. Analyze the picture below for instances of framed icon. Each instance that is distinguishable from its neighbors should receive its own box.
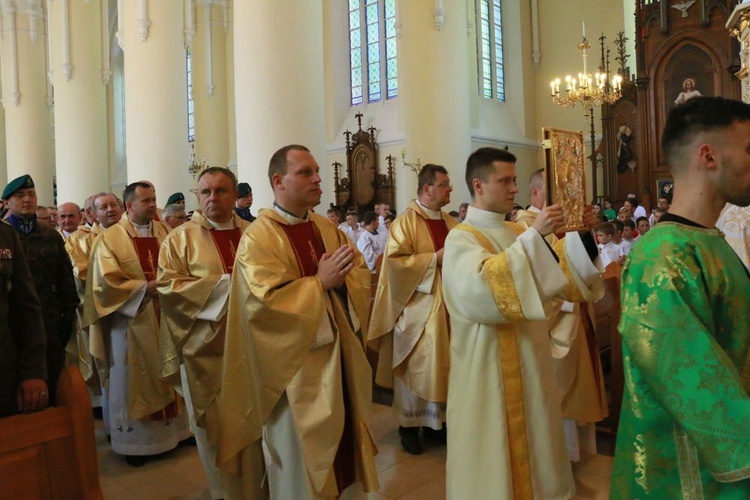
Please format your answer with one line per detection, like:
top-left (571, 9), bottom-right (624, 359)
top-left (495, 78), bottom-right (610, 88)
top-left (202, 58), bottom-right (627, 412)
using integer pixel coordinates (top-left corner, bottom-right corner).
top-left (543, 127), bottom-right (587, 232)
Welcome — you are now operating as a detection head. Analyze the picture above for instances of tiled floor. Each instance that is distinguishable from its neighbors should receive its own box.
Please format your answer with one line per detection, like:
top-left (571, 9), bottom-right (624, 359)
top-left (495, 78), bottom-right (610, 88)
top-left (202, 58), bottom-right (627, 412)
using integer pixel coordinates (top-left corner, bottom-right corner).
top-left (96, 404), bottom-right (613, 499)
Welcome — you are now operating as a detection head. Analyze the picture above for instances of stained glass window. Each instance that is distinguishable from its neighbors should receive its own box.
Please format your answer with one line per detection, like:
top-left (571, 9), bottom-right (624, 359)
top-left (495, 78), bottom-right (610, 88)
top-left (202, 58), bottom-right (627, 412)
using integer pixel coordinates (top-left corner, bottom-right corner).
top-left (476, 0), bottom-right (505, 101)
top-left (348, 0), bottom-right (398, 106)
top-left (187, 49), bottom-right (195, 142)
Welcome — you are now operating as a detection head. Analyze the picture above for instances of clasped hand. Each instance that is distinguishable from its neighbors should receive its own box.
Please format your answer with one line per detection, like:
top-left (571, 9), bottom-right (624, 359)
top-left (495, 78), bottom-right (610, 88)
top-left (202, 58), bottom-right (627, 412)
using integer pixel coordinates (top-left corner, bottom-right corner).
top-left (317, 245), bottom-right (355, 290)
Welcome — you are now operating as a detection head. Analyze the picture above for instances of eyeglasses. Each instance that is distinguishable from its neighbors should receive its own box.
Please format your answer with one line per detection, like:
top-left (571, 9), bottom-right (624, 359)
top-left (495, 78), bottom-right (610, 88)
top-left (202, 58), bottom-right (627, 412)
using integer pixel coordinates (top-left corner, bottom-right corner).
top-left (433, 182), bottom-right (452, 188)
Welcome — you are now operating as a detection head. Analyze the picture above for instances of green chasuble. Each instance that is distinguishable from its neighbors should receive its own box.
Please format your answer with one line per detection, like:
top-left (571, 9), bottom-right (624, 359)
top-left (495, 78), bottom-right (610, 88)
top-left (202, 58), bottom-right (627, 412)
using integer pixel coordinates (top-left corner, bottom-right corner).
top-left (611, 221), bottom-right (750, 498)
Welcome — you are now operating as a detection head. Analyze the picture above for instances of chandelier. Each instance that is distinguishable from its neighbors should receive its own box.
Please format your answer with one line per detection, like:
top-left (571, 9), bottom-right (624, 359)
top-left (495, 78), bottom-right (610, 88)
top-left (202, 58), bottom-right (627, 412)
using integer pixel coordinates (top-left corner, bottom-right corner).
top-left (550, 33), bottom-right (623, 114)
top-left (187, 141), bottom-right (208, 179)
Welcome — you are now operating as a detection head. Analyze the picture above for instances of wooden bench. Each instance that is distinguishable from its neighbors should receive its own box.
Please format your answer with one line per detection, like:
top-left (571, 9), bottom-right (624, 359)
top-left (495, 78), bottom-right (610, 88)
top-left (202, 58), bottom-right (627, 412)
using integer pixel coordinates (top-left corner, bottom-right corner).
top-left (593, 262), bottom-right (623, 432)
top-left (0, 365), bottom-right (103, 499)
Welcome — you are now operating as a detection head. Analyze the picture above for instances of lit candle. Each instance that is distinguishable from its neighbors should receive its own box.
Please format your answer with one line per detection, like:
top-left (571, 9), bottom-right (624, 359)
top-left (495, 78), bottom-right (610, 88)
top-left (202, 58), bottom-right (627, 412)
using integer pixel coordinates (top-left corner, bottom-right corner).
top-left (550, 81), bottom-right (556, 96)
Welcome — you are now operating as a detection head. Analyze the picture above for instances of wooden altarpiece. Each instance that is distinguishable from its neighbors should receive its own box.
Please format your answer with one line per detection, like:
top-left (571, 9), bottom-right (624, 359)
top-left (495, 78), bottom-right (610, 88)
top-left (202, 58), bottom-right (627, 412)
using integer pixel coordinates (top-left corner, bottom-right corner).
top-left (607, 0), bottom-right (741, 209)
top-left (332, 113), bottom-right (396, 216)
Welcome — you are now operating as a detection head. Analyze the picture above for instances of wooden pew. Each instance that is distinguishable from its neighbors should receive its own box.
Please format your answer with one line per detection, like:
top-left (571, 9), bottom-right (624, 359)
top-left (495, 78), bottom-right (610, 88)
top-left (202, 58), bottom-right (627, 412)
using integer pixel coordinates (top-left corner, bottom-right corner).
top-left (0, 365), bottom-right (103, 499)
top-left (593, 262), bottom-right (623, 433)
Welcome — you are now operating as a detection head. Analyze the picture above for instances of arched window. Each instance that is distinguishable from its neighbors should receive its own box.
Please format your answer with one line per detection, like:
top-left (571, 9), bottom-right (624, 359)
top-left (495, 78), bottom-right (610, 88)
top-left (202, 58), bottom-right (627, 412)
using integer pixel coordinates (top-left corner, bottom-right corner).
top-left (476, 0), bottom-right (505, 101)
top-left (349, 0), bottom-right (398, 106)
top-left (187, 49), bottom-right (195, 142)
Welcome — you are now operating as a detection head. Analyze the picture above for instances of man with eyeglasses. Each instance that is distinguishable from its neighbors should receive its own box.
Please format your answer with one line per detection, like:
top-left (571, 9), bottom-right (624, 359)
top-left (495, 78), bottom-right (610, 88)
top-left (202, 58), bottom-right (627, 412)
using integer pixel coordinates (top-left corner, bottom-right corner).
top-left (158, 168), bottom-right (249, 499)
top-left (2, 175), bottom-right (79, 406)
top-left (369, 163), bottom-right (456, 455)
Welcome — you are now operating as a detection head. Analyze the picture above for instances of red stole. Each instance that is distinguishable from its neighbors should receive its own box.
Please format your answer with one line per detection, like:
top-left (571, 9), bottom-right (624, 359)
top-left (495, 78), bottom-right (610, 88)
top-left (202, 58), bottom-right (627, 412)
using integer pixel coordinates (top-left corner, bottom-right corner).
top-left (131, 236), bottom-right (160, 281)
top-left (425, 219), bottom-right (449, 251)
top-left (210, 228), bottom-right (242, 274)
top-left (279, 221), bottom-right (326, 277)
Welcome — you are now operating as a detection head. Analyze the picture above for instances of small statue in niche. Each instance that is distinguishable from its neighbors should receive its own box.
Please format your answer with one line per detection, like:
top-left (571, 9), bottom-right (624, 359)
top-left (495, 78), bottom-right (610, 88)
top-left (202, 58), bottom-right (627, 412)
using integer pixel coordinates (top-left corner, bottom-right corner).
top-left (617, 124), bottom-right (635, 174)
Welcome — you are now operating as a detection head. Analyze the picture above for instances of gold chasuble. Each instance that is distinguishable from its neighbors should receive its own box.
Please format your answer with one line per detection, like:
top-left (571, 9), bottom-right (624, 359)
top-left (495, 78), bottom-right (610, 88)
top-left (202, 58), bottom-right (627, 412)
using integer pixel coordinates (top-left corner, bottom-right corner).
top-left (65, 223), bottom-right (104, 384)
top-left (82, 217), bottom-right (174, 420)
top-left (515, 208), bottom-right (607, 424)
top-left (441, 206), bottom-right (603, 500)
top-left (217, 209), bottom-right (378, 498)
top-left (157, 211), bottom-right (250, 441)
top-left (368, 200), bottom-right (457, 402)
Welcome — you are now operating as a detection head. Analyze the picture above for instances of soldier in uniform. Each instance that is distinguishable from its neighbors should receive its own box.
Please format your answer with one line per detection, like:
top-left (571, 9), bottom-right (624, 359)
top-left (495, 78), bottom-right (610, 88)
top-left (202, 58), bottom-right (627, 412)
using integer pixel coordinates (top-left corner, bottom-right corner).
top-left (0, 220), bottom-right (48, 418)
top-left (3, 175), bottom-right (79, 405)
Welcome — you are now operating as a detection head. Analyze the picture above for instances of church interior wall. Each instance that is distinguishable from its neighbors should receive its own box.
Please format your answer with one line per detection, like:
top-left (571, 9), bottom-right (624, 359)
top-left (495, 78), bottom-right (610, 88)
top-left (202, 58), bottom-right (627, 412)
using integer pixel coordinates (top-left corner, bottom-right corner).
top-left (0, 0), bottom-right (638, 212)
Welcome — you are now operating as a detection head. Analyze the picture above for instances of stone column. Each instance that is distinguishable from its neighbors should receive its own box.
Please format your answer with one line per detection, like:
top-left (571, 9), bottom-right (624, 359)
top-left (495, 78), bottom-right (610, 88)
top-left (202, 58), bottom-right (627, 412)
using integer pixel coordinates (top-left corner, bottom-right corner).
top-left (0, 70), bottom-right (7, 188)
top-left (119, 0), bottom-right (190, 203)
top-left (190, 0), bottom-right (229, 168)
top-left (47, 0), bottom-right (109, 205)
top-left (233, 1), bottom-right (326, 209)
top-left (398, 0), bottom-right (472, 206)
top-left (0, 0), bottom-right (56, 204)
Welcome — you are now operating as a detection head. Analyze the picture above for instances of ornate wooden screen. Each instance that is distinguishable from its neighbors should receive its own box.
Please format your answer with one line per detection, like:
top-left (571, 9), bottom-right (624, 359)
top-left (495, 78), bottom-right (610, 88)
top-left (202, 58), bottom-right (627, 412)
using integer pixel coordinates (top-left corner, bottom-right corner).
top-left (332, 113), bottom-right (395, 216)
top-left (626, 0), bottom-right (741, 208)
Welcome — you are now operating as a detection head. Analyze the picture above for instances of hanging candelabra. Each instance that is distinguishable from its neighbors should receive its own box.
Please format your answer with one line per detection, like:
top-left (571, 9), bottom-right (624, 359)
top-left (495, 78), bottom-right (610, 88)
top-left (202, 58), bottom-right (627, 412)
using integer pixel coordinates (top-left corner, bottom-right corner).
top-left (550, 24), bottom-right (623, 116)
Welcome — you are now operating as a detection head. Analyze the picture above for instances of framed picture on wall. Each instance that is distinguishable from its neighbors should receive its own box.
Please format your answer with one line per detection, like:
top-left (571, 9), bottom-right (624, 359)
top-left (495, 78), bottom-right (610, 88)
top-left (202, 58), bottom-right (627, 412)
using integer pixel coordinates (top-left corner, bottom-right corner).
top-left (656, 179), bottom-right (674, 200)
top-left (543, 127), bottom-right (587, 232)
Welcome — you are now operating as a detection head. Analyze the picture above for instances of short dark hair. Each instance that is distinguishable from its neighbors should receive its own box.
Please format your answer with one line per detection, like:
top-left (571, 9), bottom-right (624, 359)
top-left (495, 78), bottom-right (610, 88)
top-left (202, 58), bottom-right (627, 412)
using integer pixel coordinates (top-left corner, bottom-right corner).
top-left (662, 97), bottom-right (750, 169)
top-left (636, 216), bottom-right (649, 226)
top-left (122, 182), bottom-right (153, 204)
top-left (611, 219), bottom-right (624, 232)
top-left (345, 211), bottom-right (359, 221)
top-left (417, 164), bottom-right (449, 195)
top-left (197, 167), bottom-right (238, 189)
top-left (596, 222), bottom-right (615, 236)
top-left (465, 148), bottom-right (517, 197)
top-left (623, 219), bottom-right (636, 230)
top-left (268, 145), bottom-right (310, 187)
top-left (625, 195), bottom-right (639, 207)
top-left (363, 210), bottom-right (377, 225)
top-left (326, 207), bottom-right (340, 216)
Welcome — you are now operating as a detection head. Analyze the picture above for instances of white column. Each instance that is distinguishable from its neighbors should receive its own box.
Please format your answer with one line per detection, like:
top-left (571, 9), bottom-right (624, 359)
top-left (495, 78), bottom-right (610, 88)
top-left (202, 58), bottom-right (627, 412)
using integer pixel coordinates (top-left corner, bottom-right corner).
top-left (47, 0), bottom-right (109, 205)
top-left (398, 0), bottom-right (472, 204)
top-left (120, 0), bottom-right (189, 203)
top-left (192, 0), bottom-right (229, 168)
top-left (0, 65), bottom-right (7, 188)
top-left (224, 0), bottom-right (236, 172)
top-left (0, 0), bottom-right (56, 204)
top-left (233, 1), bottom-right (325, 209)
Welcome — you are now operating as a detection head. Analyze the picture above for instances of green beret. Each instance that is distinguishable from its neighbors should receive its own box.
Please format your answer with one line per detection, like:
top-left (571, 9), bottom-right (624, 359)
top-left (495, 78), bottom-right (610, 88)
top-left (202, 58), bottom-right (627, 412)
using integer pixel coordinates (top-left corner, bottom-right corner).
top-left (166, 192), bottom-right (185, 205)
top-left (237, 183), bottom-right (252, 197)
top-left (2, 175), bottom-right (34, 200)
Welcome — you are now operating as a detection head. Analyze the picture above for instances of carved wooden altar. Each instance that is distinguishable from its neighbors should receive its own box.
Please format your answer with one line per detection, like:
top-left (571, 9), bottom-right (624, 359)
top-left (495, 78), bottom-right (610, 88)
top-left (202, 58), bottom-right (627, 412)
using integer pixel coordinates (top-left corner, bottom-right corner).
top-left (624, 0), bottom-right (741, 208)
top-left (332, 113), bottom-right (395, 215)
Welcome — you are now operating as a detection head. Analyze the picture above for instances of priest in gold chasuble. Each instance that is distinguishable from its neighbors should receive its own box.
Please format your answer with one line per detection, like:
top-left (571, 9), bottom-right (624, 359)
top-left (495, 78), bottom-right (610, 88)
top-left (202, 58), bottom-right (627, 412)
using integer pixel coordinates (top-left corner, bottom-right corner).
top-left (217, 145), bottom-right (378, 499)
top-left (65, 193), bottom-right (123, 425)
top-left (368, 164), bottom-right (457, 455)
top-left (83, 182), bottom-right (189, 464)
top-left (442, 148), bottom-right (603, 500)
top-left (158, 168), bottom-right (249, 499)
top-left (515, 169), bottom-right (608, 462)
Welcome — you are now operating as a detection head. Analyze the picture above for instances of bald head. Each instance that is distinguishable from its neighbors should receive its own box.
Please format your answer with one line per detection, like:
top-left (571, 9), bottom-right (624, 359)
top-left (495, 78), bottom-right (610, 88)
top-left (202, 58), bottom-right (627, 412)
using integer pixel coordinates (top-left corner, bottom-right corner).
top-left (58, 202), bottom-right (82, 233)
